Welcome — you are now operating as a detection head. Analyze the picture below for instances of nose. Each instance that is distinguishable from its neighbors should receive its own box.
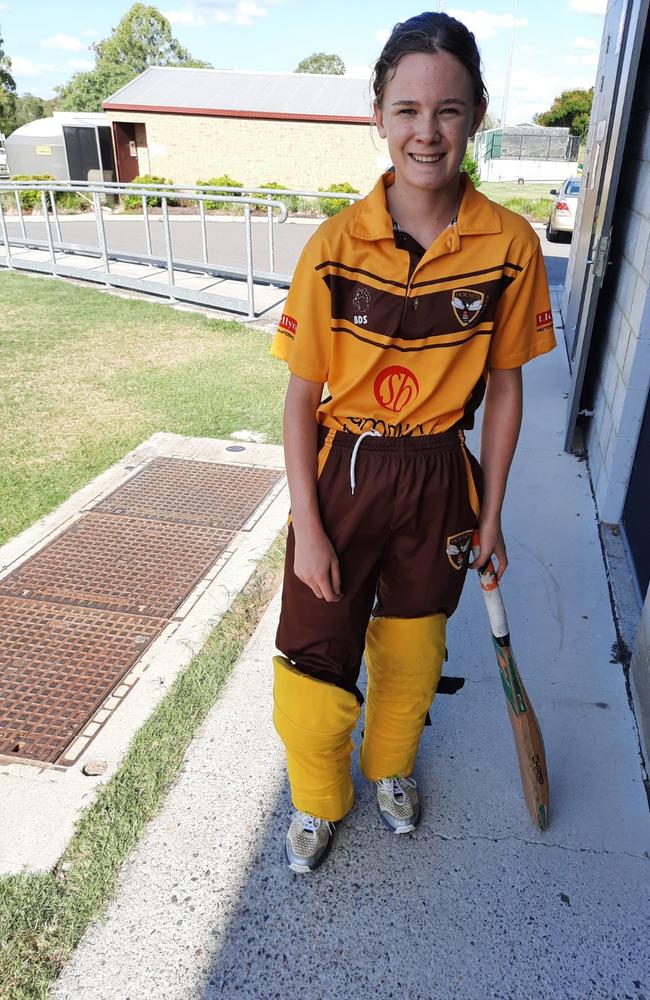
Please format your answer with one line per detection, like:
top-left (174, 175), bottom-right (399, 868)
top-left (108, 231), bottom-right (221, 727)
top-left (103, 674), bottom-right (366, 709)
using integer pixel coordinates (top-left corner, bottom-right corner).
top-left (416, 114), bottom-right (441, 145)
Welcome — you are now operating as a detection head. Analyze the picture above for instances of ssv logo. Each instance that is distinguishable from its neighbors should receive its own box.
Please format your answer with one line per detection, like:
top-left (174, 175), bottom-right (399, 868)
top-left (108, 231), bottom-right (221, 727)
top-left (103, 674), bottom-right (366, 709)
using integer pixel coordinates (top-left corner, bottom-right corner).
top-left (373, 366), bottom-right (419, 413)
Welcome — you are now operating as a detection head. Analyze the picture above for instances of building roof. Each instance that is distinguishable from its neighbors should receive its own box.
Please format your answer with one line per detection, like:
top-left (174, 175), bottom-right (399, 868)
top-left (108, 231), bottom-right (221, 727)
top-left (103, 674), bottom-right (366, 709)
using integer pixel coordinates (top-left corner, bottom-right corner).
top-left (103, 67), bottom-right (374, 123)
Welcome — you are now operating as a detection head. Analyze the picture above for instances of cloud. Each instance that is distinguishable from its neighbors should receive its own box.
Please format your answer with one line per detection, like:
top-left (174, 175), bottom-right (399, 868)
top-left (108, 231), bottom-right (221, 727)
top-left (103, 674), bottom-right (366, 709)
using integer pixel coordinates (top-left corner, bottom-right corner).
top-left (569, 0), bottom-right (606, 13)
top-left (82, 29), bottom-right (100, 38)
top-left (447, 8), bottom-right (528, 40)
top-left (11, 55), bottom-right (57, 76)
top-left (564, 51), bottom-right (599, 65)
top-left (163, 8), bottom-right (207, 25)
top-left (41, 33), bottom-right (85, 52)
top-left (68, 58), bottom-right (95, 70)
top-left (166, 0), bottom-right (268, 24)
top-left (376, 28), bottom-right (390, 46)
top-left (573, 35), bottom-right (599, 48)
top-left (488, 64), bottom-right (596, 123)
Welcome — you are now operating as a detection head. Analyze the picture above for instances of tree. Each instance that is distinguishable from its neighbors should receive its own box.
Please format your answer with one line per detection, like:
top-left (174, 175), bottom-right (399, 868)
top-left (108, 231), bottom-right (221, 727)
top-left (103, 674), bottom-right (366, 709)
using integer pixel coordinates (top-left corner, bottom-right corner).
top-left (476, 111), bottom-right (500, 133)
top-left (295, 52), bottom-right (345, 75)
top-left (534, 87), bottom-right (593, 140)
top-left (0, 29), bottom-right (17, 135)
top-left (13, 93), bottom-right (58, 131)
top-left (55, 3), bottom-right (211, 112)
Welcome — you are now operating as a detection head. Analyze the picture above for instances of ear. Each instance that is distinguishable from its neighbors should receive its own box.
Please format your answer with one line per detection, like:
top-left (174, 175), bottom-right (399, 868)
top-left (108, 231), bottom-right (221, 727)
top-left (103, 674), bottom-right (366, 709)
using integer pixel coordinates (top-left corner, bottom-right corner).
top-left (469, 97), bottom-right (488, 138)
top-left (373, 99), bottom-right (387, 138)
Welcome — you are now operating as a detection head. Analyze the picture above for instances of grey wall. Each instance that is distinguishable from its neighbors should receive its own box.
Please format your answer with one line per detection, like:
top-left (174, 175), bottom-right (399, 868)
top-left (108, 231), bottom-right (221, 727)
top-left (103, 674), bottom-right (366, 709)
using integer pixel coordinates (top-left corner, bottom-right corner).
top-left (585, 51), bottom-right (650, 524)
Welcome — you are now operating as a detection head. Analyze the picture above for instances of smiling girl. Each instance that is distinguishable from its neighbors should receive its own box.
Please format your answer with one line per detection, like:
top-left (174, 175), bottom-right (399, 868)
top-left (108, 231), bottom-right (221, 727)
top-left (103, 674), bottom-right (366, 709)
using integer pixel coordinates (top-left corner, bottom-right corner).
top-left (270, 12), bottom-right (556, 873)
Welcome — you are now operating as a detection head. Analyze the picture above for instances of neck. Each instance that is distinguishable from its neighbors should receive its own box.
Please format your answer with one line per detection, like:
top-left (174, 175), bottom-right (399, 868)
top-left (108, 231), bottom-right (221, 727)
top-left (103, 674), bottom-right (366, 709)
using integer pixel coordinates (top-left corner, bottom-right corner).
top-left (388, 175), bottom-right (462, 234)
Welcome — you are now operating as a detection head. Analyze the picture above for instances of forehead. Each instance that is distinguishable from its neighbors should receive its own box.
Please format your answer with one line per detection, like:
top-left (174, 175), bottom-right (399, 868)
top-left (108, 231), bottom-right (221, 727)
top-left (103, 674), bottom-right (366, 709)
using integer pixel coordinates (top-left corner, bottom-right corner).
top-left (384, 50), bottom-right (474, 101)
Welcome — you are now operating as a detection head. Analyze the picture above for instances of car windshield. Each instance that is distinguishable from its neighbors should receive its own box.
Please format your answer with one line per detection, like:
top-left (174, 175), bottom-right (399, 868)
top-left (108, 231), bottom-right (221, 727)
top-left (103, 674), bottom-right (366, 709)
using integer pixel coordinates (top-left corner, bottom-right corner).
top-left (565, 180), bottom-right (581, 195)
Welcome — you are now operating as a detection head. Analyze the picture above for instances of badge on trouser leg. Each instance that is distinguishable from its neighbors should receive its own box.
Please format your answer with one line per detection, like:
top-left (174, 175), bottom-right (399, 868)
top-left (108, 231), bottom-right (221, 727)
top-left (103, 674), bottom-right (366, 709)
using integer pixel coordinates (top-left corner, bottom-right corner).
top-left (360, 614), bottom-right (446, 781)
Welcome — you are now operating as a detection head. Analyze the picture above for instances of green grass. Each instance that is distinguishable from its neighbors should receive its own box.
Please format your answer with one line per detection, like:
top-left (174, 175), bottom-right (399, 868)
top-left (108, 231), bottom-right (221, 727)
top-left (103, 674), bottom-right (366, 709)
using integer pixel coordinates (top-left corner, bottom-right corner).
top-left (479, 180), bottom-right (560, 203)
top-left (0, 270), bottom-right (288, 545)
top-left (0, 534), bottom-right (286, 1000)
top-left (501, 196), bottom-right (554, 223)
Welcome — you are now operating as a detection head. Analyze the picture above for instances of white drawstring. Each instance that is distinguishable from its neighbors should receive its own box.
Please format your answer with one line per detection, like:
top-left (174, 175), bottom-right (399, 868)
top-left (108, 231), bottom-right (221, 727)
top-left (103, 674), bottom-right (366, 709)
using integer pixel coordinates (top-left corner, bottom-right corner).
top-left (349, 429), bottom-right (382, 495)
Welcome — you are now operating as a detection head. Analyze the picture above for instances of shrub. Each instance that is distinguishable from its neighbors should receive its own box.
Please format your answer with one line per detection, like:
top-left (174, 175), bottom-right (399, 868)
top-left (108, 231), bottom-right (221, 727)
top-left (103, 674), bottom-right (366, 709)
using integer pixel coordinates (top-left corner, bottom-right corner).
top-left (318, 181), bottom-right (359, 217)
top-left (56, 191), bottom-right (89, 213)
top-left (502, 196), bottom-right (554, 223)
top-left (461, 152), bottom-right (481, 188)
top-left (121, 175), bottom-right (176, 210)
top-left (195, 174), bottom-right (243, 211)
top-left (10, 174), bottom-right (56, 211)
top-left (258, 181), bottom-right (299, 214)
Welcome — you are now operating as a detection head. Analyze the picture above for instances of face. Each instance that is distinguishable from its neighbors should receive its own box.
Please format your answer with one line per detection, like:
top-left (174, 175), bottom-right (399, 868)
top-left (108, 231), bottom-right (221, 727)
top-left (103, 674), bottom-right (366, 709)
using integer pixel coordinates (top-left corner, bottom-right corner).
top-left (374, 50), bottom-right (487, 201)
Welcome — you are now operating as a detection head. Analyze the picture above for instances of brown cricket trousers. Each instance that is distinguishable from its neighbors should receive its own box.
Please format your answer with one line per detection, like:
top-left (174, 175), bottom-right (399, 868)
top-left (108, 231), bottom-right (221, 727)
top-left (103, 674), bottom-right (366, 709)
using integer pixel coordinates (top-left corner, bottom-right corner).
top-left (276, 426), bottom-right (483, 697)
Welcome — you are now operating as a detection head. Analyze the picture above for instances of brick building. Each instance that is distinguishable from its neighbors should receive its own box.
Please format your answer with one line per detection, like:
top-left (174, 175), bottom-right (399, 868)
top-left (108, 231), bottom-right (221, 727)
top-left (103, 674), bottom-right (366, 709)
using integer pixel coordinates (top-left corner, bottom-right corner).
top-left (562, 0), bottom-right (649, 762)
top-left (102, 67), bottom-right (389, 193)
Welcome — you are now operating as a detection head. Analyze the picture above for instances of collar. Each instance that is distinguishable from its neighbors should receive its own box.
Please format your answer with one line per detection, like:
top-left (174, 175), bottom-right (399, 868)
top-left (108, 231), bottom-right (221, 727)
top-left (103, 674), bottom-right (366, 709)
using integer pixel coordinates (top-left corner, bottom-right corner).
top-left (350, 170), bottom-right (503, 242)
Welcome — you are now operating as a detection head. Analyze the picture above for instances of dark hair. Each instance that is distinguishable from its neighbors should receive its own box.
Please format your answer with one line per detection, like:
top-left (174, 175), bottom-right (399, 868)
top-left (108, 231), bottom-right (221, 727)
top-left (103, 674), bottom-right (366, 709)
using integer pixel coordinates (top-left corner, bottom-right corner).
top-left (372, 12), bottom-right (488, 109)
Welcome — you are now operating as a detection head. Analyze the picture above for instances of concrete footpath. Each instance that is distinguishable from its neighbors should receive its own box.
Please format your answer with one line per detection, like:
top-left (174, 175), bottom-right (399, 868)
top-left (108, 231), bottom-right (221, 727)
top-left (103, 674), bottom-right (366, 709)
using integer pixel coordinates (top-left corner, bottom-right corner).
top-left (51, 297), bottom-right (650, 1000)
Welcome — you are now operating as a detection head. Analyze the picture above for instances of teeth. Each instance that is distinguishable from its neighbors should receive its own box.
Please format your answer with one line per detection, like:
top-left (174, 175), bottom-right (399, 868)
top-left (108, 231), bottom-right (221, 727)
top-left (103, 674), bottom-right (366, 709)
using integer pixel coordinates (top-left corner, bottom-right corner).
top-left (411, 154), bottom-right (443, 162)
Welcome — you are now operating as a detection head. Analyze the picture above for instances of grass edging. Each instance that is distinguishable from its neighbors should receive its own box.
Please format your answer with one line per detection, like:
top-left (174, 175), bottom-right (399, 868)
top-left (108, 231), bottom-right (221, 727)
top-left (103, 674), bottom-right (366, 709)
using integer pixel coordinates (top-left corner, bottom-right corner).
top-left (0, 531), bottom-right (286, 1000)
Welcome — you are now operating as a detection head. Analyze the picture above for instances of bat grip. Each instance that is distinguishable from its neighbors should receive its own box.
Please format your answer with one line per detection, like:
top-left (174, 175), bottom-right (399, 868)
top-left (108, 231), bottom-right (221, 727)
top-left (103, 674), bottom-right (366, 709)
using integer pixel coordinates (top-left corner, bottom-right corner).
top-left (471, 530), bottom-right (510, 639)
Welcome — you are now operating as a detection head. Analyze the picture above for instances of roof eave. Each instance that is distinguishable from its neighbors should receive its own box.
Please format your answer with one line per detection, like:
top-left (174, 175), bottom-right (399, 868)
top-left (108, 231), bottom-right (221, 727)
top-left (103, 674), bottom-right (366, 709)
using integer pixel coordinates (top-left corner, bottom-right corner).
top-left (101, 103), bottom-right (372, 124)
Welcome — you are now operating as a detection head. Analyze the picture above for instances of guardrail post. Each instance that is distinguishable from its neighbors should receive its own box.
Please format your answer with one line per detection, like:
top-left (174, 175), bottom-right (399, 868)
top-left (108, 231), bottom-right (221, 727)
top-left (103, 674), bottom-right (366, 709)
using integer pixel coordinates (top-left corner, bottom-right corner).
top-left (244, 201), bottom-right (255, 320)
top-left (14, 191), bottom-right (27, 240)
top-left (142, 195), bottom-right (152, 256)
top-left (0, 199), bottom-right (13, 268)
top-left (199, 198), bottom-right (208, 264)
top-left (41, 190), bottom-right (57, 273)
top-left (93, 191), bottom-right (110, 280)
top-left (49, 190), bottom-right (63, 243)
top-left (161, 196), bottom-right (175, 298)
top-left (266, 196), bottom-right (275, 281)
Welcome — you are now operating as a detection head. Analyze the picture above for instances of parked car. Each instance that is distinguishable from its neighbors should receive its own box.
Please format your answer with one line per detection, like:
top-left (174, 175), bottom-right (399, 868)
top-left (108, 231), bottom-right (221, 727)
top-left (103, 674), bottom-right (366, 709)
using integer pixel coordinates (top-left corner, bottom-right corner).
top-left (547, 176), bottom-right (581, 241)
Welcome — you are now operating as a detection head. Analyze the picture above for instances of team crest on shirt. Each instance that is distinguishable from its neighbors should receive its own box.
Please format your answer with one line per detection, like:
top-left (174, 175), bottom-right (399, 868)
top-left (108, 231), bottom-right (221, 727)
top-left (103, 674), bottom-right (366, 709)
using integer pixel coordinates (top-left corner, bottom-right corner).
top-left (352, 287), bottom-right (371, 315)
top-left (451, 289), bottom-right (487, 328)
top-left (446, 530), bottom-right (473, 570)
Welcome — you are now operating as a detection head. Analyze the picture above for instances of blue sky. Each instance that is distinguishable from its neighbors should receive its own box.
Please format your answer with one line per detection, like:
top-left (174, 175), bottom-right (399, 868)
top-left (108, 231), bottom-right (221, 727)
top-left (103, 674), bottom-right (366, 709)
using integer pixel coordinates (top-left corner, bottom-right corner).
top-left (1, 0), bottom-right (605, 124)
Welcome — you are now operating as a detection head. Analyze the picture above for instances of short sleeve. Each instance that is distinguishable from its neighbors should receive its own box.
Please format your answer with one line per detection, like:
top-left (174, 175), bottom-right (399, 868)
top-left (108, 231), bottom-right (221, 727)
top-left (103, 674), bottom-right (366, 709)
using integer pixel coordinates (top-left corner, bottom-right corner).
top-left (270, 231), bottom-right (332, 383)
top-left (488, 241), bottom-right (557, 369)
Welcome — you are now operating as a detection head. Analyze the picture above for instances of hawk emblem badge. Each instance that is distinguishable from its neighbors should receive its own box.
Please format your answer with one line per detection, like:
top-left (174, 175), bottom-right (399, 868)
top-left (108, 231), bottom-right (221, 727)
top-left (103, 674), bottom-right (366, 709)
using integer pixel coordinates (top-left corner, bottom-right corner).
top-left (446, 530), bottom-right (473, 571)
top-left (451, 288), bottom-right (487, 328)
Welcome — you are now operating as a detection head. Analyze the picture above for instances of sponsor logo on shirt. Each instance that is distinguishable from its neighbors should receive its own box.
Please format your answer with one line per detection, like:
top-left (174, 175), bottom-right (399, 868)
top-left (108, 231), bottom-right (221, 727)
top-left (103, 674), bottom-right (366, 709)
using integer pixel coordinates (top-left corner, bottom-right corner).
top-left (278, 313), bottom-right (297, 338)
top-left (451, 289), bottom-right (487, 328)
top-left (352, 286), bottom-right (371, 326)
top-left (345, 417), bottom-right (425, 437)
top-left (536, 309), bottom-right (553, 333)
top-left (446, 530), bottom-right (473, 570)
top-left (373, 366), bottom-right (419, 413)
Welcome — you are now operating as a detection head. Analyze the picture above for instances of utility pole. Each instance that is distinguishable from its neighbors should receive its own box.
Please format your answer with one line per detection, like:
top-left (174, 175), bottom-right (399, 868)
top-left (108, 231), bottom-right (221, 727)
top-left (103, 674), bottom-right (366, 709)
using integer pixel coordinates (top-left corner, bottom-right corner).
top-left (501, 0), bottom-right (520, 127)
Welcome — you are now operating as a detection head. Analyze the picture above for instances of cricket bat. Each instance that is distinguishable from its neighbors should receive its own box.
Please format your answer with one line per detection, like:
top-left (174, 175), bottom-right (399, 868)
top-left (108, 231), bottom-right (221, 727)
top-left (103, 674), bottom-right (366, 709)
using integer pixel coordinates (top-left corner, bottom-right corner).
top-left (471, 531), bottom-right (549, 831)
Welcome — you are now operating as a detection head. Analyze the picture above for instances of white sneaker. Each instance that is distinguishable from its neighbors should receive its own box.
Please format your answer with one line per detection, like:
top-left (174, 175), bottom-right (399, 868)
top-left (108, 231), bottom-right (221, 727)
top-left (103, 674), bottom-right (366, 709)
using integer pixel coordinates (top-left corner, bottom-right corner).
top-left (285, 811), bottom-right (335, 873)
top-left (375, 776), bottom-right (420, 833)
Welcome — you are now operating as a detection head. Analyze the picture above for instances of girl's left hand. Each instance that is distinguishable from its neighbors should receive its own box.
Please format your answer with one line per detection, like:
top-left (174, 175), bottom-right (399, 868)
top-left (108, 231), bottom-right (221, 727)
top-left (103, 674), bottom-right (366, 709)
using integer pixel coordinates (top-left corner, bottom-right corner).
top-left (470, 517), bottom-right (508, 580)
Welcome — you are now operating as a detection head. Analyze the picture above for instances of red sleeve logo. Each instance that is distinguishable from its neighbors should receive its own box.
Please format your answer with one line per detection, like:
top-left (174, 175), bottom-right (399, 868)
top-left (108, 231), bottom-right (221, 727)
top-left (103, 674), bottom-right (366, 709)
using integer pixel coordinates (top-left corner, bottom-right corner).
top-left (536, 309), bottom-right (552, 330)
top-left (279, 313), bottom-right (297, 338)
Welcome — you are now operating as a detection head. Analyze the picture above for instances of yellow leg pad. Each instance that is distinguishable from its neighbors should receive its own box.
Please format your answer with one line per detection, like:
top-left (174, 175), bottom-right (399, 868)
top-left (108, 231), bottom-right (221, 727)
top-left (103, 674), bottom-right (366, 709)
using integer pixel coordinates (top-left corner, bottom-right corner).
top-left (360, 614), bottom-right (446, 781)
top-left (273, 656), bottom-right (360, 822)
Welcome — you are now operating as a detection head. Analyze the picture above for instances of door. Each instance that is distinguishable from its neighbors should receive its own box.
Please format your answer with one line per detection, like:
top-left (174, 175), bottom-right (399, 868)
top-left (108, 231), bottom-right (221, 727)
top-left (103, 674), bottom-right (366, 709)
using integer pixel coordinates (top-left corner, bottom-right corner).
top-left (563, 0), bottom-right (649, 450)
top-left (622, 394), bottom-right (650, 599)
top-left (112, 122), bottom-right (140, 183)
top-left (63, 126), bottom-right (100, 181)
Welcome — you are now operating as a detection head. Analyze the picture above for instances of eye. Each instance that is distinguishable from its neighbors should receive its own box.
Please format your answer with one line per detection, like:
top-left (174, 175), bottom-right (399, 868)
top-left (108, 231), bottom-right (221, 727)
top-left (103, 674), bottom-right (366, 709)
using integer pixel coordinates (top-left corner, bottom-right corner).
top-left (440, 107), bottom-right (460, 116)
top-left (397, 107), bottom-right (416, 115)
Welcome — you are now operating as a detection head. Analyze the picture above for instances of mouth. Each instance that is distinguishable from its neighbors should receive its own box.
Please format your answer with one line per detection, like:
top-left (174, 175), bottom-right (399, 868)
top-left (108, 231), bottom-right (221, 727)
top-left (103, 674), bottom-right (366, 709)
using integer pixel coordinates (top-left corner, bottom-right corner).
top-left (409, 153), bottom-right (445, 163)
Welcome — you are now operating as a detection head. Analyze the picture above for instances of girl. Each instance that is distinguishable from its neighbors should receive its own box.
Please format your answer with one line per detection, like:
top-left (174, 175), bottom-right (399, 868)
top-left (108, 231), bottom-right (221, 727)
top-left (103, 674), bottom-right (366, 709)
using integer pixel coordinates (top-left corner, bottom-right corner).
top-left (271, 12), bottom-right (556, 873)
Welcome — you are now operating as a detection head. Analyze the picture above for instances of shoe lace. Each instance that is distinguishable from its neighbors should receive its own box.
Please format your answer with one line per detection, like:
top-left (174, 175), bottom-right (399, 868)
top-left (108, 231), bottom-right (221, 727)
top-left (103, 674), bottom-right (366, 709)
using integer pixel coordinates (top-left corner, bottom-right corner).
top-left (377, 776), bottom-right (417, 802)
top-left (297, 811), bottom-right (334, 834)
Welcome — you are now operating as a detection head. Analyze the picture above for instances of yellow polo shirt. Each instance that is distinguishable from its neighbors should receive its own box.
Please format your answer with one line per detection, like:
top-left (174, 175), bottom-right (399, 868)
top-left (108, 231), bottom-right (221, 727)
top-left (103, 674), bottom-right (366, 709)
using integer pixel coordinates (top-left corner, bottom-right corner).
top-left (271, 171), bottom-right (556, 436)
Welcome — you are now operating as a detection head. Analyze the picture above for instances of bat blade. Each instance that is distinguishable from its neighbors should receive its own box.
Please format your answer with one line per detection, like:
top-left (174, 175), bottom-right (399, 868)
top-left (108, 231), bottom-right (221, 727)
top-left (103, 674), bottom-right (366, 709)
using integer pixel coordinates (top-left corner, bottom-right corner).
top-left (491, 633), bottom-right (549, 831)
top-left (472, 532), bottom-right (550, 831)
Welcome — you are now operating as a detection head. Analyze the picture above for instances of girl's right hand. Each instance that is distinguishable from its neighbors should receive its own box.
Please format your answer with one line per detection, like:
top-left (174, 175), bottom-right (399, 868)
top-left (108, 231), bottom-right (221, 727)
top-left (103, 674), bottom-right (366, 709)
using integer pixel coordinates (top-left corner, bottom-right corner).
top-left (293, 524), bottom-right (342, 602)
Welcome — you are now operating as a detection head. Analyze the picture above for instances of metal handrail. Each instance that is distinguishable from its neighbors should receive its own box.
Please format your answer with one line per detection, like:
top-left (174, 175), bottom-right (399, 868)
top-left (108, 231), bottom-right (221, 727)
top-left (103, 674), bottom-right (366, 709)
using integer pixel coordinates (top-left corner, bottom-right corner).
top-left (0, 179), bottom-right (300, 319)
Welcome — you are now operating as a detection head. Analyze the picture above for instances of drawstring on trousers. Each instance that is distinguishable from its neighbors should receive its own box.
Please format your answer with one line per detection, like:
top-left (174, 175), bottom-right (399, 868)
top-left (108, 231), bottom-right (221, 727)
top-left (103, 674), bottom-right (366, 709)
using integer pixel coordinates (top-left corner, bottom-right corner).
top-left (349, 430), bottom-right (382, 495)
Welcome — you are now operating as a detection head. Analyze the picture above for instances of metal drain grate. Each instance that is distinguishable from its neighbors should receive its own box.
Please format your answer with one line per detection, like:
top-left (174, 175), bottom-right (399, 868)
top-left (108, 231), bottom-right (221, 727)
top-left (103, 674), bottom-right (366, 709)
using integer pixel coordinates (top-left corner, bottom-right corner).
top-left (97, 458), bottom-right (284, 529)
top-left (0, 596), bottom-right (164, 763)
top-left (0, 458), bottom-right (285, 764)
top-left (0, 513), bottom-right (233, 618)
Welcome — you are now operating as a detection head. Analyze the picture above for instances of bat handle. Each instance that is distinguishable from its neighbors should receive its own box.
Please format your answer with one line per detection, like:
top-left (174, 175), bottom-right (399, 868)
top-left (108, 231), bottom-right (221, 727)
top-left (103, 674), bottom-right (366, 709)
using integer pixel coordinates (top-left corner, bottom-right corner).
top-left (471, 529), bottom-right (510, 639)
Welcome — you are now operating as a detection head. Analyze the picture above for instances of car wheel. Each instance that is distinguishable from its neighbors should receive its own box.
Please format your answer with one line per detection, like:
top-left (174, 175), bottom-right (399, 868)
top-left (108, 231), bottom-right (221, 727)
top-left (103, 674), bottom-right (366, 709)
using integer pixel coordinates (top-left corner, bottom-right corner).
top-left (546, 220), bottom-right (558, 243)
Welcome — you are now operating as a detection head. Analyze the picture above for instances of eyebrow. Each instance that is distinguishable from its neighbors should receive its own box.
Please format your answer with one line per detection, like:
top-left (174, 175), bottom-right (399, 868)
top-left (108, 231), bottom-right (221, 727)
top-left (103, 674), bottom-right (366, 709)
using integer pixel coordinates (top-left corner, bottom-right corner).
top-left (390, 98), bottom-right (468, 107)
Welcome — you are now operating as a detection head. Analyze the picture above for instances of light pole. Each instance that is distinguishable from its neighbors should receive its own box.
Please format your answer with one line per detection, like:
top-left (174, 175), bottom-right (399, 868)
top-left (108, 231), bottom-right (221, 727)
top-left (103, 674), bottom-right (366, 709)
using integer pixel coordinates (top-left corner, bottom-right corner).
top-left (501, 0), bottom-right (520, 127)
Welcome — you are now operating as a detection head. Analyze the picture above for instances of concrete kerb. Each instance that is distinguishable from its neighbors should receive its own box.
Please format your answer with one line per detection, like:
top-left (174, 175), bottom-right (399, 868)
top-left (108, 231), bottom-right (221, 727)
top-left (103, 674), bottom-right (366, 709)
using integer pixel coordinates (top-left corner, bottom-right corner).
top-left (0, 432), bottom-right (287, 876)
